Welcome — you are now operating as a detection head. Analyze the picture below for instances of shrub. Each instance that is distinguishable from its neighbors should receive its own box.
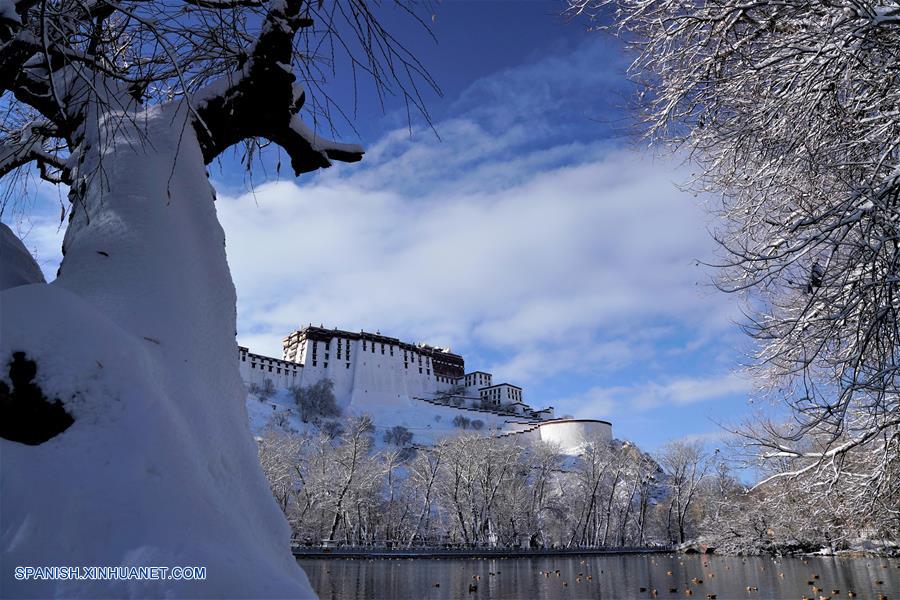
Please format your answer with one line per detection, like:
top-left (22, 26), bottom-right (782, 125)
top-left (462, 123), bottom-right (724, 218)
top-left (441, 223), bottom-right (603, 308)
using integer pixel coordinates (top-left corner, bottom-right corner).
top-left (383, 425), bottom-right (413, 446)
top-left (452, 415), bottom-right (471, 429)
top-left (249, 378), bottom-right (276, 400)
top-left (291, 378), bottom-right (341, 423)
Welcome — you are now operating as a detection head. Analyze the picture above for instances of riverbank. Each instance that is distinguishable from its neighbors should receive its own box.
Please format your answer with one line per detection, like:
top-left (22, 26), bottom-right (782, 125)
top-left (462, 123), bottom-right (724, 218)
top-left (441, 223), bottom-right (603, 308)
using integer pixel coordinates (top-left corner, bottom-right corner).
top-left (291, 546), bottom-right (673, 559)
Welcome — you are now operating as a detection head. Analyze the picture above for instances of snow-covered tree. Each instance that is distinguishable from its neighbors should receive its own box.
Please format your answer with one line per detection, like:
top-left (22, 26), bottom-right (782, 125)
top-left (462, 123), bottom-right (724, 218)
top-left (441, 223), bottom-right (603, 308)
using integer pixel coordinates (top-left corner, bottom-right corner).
top-left (0, 0), bottom-right (432, 596)
top-left (573, 0), bottom-right (900, 517)
top-left (658, 441), bottom-right (708, 544)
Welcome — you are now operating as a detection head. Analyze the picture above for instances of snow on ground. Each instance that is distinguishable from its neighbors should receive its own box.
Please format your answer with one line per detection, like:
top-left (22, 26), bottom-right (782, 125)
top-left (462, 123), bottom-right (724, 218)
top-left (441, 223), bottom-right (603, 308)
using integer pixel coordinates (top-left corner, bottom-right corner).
top-left (249, 387), bottom-right (530, 449)
top-left (0, 223), bottom-right (45, 289)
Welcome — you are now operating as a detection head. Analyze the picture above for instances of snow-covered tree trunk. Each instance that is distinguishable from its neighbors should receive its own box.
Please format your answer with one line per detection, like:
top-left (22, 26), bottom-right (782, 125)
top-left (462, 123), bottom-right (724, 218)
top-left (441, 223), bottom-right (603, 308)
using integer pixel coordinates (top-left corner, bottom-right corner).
top-left (1, 101), bottom-right (317, 596)
top-left (0, 0), bottom-right (434, 595)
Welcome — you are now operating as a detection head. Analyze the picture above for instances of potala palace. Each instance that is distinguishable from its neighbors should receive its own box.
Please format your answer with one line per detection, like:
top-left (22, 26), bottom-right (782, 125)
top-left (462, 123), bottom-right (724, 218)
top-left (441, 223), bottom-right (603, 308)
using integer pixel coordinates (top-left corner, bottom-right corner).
top-left (240, 325), bottom-right (612, 454)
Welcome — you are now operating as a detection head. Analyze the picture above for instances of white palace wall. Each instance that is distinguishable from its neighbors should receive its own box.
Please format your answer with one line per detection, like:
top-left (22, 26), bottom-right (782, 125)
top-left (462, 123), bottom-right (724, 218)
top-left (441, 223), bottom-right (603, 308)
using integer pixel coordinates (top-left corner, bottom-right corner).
top-left (238, 347), bottom-right (302, 390)
top-left (294, 337), bottom-right (454, 411)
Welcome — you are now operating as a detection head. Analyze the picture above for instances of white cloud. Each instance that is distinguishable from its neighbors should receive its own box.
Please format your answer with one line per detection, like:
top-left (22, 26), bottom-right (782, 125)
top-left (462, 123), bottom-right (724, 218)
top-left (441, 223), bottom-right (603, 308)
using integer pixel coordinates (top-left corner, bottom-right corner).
top-left (673, 430), bottom-right (734, 446)
top-left (216, 146), bottom-right (733, 370)
top-left (567, 372), bottom-right (754, 419)
top-left (209, 38), bottom-right (744, 387)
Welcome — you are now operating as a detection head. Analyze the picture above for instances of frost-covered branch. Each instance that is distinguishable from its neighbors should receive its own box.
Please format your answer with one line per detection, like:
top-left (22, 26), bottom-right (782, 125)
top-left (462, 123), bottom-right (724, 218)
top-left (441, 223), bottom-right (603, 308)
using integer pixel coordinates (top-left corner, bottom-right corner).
top-left (191, 0), bottom-right (363, 172)
top-left (0, 119), bottom-right (69, 183)
top-left (0, 0), bottom-right (435, 192)
top-left (574, 0), bottom-right (900, 524)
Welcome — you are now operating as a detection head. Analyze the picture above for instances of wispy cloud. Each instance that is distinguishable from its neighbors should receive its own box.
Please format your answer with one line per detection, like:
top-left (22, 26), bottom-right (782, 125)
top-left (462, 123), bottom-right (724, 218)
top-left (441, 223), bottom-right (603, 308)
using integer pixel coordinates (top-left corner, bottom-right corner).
top-left (566, 372), bottom-right (754, 418)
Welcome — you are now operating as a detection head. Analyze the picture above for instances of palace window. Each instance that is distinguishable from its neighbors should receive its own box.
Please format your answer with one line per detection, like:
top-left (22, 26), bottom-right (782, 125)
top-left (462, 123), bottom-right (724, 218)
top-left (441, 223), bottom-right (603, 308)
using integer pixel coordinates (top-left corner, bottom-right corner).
top-left (346, 363), bottom-right (350, 369)
top-left (324, 362), bottom-right (328, 368)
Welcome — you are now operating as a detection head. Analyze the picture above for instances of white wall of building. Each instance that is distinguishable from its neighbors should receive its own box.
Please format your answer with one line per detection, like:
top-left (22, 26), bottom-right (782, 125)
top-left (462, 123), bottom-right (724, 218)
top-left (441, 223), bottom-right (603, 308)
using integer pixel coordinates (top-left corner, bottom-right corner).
top-left (461, 371), bottom-right (492, 396)
top-left (479, 383), bottom-right (523, 407)
top-left (239, 347), bottom-right (302, 390)
top-left (285, 335), bottom-right (452, 412)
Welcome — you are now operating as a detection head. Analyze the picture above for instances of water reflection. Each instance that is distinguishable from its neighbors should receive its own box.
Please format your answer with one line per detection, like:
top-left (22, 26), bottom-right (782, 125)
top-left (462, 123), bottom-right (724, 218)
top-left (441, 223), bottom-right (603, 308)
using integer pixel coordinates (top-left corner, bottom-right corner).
top-left (298, 554), bottom-right (899, 600)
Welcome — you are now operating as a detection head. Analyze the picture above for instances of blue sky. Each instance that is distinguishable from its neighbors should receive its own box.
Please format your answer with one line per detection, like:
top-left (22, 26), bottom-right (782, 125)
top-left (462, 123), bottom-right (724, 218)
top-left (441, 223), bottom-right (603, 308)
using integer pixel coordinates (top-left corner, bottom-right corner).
top-left (6, 0), bottom-right (757, 452)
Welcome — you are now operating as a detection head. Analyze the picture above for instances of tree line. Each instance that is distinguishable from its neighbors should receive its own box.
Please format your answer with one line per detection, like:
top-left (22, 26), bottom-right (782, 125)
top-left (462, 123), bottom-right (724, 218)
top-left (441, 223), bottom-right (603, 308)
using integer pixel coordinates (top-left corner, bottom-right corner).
top-left (258, 417), bottom-right (898, 553)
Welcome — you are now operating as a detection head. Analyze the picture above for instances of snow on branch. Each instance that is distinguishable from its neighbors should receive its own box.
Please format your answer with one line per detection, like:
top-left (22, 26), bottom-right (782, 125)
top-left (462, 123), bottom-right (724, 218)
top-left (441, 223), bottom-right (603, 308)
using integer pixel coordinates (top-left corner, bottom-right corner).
top-left (269, 115), bottom-right (363, 173)
top-left (1, 0), bottom-right (433, 183)
top-left (0, 120), bottom-right (69, 183)
top-left (191, 0), bottom-right (363, 173)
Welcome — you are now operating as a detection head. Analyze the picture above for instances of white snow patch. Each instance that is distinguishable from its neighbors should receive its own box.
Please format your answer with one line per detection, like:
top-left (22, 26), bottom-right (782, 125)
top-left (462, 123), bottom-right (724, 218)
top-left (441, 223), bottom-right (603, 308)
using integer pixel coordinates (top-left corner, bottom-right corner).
top-left (0, 223), bottom-right (45, 290)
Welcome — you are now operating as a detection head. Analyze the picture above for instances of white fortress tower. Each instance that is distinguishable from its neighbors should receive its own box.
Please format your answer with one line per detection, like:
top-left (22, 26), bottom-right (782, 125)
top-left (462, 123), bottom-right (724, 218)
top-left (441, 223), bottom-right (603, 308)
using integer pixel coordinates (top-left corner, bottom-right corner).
top-left (279, 325), bottom-right (467, 410)
top-left (239, 324), bottom-right (613, 454)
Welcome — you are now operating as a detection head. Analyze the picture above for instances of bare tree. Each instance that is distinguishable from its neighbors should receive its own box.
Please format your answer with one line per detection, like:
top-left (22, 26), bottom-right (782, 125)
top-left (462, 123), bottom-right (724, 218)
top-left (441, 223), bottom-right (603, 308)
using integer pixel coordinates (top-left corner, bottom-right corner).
top-left (256, 429), bottom-right (301, 512)
top-left (257, 427), bottom-right (693, 549)
top-left (406, 442), bottom-right (443, 545)
top-left (659, 440), bottom-right (708, 544)
top-left (324, 414), bottom-right (376, 542)
top-left (568, 440), bottom-right (616, 547)
top-left (249, 378), bottom-right (276, 400)
top-left (572, 0), bottom-right (900, 516)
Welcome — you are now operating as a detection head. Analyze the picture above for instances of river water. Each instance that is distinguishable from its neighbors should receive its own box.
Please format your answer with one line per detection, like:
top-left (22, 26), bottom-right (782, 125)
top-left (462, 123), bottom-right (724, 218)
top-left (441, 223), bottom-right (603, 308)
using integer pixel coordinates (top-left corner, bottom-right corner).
top-left (298, 554), bottom-right (898, 599)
